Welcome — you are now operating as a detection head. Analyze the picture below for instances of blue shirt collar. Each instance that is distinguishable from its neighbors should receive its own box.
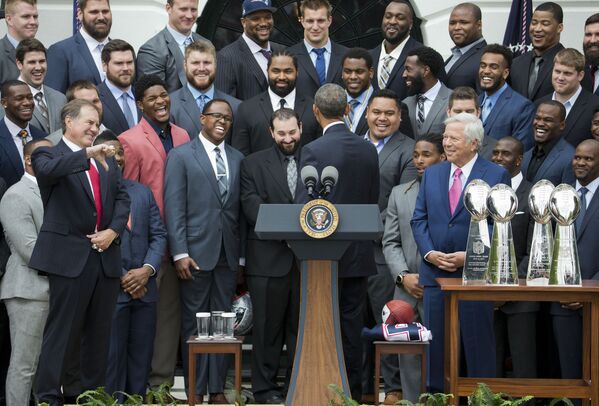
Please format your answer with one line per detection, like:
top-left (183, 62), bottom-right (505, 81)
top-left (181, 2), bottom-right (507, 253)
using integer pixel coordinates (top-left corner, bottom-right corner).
top-left (482, 82), bottom-right (509, 106)
top-left (451, 37), bottom-right (485, 55)
top-left (166, 24), bottom-right (191, 47)
top-left (6, 33), bottom-right (19, 49)
top-left (347, 85), bottom-right (373, 104)
top-left (187, 83), bottom-right (215, 102)
top-left (105, 79), bottom-right (133, 100)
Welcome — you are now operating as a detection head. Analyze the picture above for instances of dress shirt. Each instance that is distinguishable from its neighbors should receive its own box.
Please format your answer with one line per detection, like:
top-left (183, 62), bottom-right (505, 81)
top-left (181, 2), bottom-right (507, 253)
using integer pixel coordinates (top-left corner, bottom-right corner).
top-left (144, 114), bottom-right (174, 154)
top-left (576, 177), bottom-right (599, 210)
top-left (420, 80), bottom-right (442, 119)
top-left (378, 36), bottom-right (410, 82)
top-left (166, 23), bottom-right (193, 56)
top-left (511, 171), bottom-right (523, 192)
top-left (62, 135), bottom-right (98, 202)
top-left (448, 154), bottom-right (478, 190)
top-left (268, 88), bottom-right (296, 111)
top-left (346, 85), bottom-right (373, 132)
top-left (242, 33), bottom-right (271, 79)
top-left (105, 79), bottom-right (138, 124)
top-left (552, 85), bottom-right (582, 118)
top-left (304, 38), bottom-right (332, 77)
top-left (363, 132), bottom-right (391, 154)
top-left (445, 37), bottom-right (485, 72)
top-left (4, 116), bottom-right (32, 166)
top-left (23, 172), bottom-right (37, 185)
top-left (188, 83), bottom-right (215, 108)
top-left (481, 82), bottom-right (508, 114)
top-left (6, 33), bottom-right (19, 49)
top-left (79, 27), bottom-right (109, 81)
top-left (323, 121), bottom-right (345, 135)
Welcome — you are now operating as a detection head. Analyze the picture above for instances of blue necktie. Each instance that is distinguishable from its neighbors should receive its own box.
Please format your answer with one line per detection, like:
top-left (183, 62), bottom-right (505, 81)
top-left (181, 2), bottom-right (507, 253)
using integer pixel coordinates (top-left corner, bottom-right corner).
top-left (481, 98), bottom-right (492, 123)
top-left (121, 92), bottom-right (136, 128)
top-left (197, 94), bottom-right (207, 113)
top-left (576, 187), bottom-right (589, 235)
top-left (312, 48), bottom-right (326, 86)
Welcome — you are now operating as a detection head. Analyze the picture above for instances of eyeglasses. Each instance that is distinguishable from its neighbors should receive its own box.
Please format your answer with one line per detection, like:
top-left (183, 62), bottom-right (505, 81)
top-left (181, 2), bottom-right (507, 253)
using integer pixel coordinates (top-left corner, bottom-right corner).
top-left (203, 112), bottom-right (233, 123)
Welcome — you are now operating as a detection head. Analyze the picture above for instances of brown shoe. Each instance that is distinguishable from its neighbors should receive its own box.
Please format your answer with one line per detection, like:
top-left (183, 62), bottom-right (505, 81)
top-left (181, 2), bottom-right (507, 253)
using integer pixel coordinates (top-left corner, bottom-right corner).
top-left (383, 391), bottom-right (402, 405)
top-left (208, 393), bottom-right (228, 404)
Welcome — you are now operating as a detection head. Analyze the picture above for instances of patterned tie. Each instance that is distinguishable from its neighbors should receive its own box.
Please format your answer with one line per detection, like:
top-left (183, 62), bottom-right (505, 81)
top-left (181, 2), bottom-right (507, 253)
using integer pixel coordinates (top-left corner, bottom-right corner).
top-left (214, 147), bottom-right (228, 203)
top-left (575, 187), bottom-right (589, 235)
top-left (528, 57), bottom-right (543, 98)
top-left (184, 36), bottom-right (193, 47)
top-left (259, 49), bottom-right (272, 61)
top-left (197, 94), bottom-right (207, 113)
top-left (312, 48), bottom-right (326, 86)
top-left (286, 156), bottom-right (297, 198)
top-left (416, 95), bottom-right (426, 128)
top-left (481, 98), bottom-right (493, 123)
top-left (18, 129), bottom-right (29, 146)
top-left (449, 168), bottom-right (463, 215)
top-left (347, 99), bottom-right (360, 129)
top-left (121, 92), bottom-right (136, 128)
top-left (34, 92), bottom-right (50, 130)
top-left (378, 55), bottom-right (393, 89)
top-left (88, 160), bottom-right (103, 231)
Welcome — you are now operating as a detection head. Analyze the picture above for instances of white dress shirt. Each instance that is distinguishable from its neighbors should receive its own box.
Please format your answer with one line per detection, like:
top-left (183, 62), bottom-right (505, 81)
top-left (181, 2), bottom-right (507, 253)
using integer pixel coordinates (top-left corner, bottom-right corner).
top-left (576, 177), bottom-right (599, 210)
top-left (378, 36), bottom-right (410, 81)
top-left (268, 88), bottom-right (296, 111)
top-left (511, 172), bottom-right (523, 192)
top-left (448, 153), bottom-right (478, 190)
top-left (166, 24), bottom-right (193, 56)
top-left (79, 27), bottom-right (109, 81)
top-left (421, 80), bottom-right (442, 120)
top-left (4, 116), bottom-right (32, 167)
top-left (242, 33), bottom-right (271, 79)
top-left (552, 85), bottom-right (582, 118)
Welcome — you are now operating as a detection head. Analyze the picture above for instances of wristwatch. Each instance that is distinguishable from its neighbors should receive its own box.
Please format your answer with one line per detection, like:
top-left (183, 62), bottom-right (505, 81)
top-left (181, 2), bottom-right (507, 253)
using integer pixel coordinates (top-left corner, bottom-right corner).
top-left (395, 271), bottom-right (408, 287)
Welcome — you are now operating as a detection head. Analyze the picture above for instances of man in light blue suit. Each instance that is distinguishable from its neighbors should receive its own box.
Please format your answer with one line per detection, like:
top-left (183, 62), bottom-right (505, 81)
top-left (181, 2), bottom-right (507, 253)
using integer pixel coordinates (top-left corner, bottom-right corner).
top-left (411, 113), bottom-right (510, 393)
top-left (478, 44), bottom-right (535, 151)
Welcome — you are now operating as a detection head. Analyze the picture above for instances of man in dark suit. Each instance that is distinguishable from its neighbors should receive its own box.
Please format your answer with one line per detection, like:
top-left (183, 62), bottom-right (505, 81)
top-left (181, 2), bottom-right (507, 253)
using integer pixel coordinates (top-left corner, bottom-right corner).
top-left (45, 0), bottom-right (112, 93)
top-left (522, 101), bottom-right (575, 185)
top-left (491, 136), bottom-right (537, 379)
top-left (582, 14), bottom-right (599, 96)
top-left (370, 0), bottom-right (423, 101)
top-left (296, 84), bottom-right (380, 402)
top-left (232, 50), bottom-right (320, 156)
top-left (479, 44), bottom-right (535, 150)
top-left (240, 108), bottom-right (301, 404)
top-left (536, 48), bottom-right (599, 147)
top-left (287, 0), bottom-right (347, 99)
top-left (30, 99), bottom-right (130, 405)
top-left (594, 108), bottom-right (599, 141)
top-left (411, 113), bottom-right (510, 393)
top-left (0, 80), bottom-right (46, 187)
top-left (137, 0), bottom-right (205, 93)
top-left (170, 39), bottom-right (241, 140)
top-left (0, 0), bottom-right (39, 85)
top-left (510, 2), bottom-right (564, 102)
top-left (215, 0), bottom-right (284, 101)
top-left (444, 3), bottom-right (486, 91)
top-left (98, 40), bottom-right (140, 136)
top-left (164, 99), bottom-right (244, 404)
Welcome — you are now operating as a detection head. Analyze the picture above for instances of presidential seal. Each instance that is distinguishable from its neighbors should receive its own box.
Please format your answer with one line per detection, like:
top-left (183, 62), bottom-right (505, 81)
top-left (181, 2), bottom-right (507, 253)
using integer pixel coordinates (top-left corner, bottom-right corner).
top-left (299, 199), bottom-right (339, 239)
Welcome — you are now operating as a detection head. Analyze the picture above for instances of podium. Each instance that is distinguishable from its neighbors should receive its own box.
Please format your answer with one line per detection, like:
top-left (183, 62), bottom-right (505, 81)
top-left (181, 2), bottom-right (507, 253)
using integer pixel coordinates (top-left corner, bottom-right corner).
top-left (255, 203), bottom-right (383, 405)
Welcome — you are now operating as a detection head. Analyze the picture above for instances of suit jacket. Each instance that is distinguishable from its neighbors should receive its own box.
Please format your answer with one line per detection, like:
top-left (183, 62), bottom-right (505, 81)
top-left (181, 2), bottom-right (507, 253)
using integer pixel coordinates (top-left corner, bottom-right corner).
top-left (28, 85), bottom-right (66, 134)
top-left (479, 135), bottom-right (497, 161)
top-left (287, 41), bottom-right (348, 99)
top-left (370, 37), bottom-right (424, 101)
top-left (411, 157), bottom-right (511, 286)
top-left (164, 137), bottom-right (244, 271)
top-left (581, 65), bottom-right (599, 96)
top-left (0, 177), bottom-right (9, 276)
top-left (521, 137), bottom-right (575, 185)
top-left (403, 82), bottom-right (451, 138)
top-left (118, 117), bottom-right (190, 217)
top-left (296, 122), bottom-right (379, 278)
top-left (480, 85), bottom-right (535, 151)
top-left (98, 81), bottom-right (142, 136)
top-left (0, 175), bottom-right (48, 302)
top-left (117, 179), bottom-right (167, 304)
top-left (510, 43), bottom-right (565, 101)
top-left (240, 145), bottom-right (297, 277)
top-left (45, 32), bottom-right (103, 94)
top-left (444, 39), bottom-right (487, 92)
top-left (231, 91), bottom-right (321, 156)
top-left (169, 85), bottom-right (241, 140)
top-left (0, 119), bottom-right (47, 187)
top-left (215, 37), bottom-right (285, 101)
top-left (536, 89), bottom-right (599, 147)
top-left (136, 28), bottom-right (206, 93)
top-left (29, 141), bottom-right (130, 278)
top-left (0, 35), bottom-right (19, 86)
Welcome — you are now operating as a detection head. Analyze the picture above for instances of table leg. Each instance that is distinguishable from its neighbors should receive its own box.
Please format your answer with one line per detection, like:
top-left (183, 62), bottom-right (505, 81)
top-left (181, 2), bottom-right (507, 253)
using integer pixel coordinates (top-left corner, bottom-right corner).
top-left (445, 293), bottom-right (459, 404)
top-left (590, 297), bottom-right (599, 404)
top-left (420, 348), bottom-right (427, 395)
top-left (235, 345), bottom-right (242, 395)
top-left (374, 345), bottom-right (380, 406)
top-left (188, 348), bottom-right (196, 406)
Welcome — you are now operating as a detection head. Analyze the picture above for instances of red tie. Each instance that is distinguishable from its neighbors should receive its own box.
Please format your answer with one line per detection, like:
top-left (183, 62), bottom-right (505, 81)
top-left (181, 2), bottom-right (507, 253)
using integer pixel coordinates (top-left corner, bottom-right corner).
top-left (88, 160), bottom-right (102, 231)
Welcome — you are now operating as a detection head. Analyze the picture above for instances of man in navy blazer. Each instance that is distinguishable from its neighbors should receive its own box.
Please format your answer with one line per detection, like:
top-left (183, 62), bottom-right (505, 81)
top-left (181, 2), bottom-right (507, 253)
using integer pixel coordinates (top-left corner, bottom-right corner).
top-left (582, 14), bottom-right (599, 96)
top-left (45, 0), bottom-right (112, 93)
top-left (411, 113), bottom-right (510, 393)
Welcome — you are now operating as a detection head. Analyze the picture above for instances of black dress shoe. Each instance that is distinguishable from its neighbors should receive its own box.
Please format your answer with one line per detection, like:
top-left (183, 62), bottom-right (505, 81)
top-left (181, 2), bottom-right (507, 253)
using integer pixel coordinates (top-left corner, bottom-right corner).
top-left (263, 393), bottom-right (284, 404)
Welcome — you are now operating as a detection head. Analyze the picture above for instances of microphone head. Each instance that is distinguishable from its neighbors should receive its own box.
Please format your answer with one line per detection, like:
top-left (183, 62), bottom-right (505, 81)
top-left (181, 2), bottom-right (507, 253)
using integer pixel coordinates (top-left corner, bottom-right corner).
top-left (321, 166), bottom-right (339, 183)
top-left (300, 165), bottom-right (319, 184)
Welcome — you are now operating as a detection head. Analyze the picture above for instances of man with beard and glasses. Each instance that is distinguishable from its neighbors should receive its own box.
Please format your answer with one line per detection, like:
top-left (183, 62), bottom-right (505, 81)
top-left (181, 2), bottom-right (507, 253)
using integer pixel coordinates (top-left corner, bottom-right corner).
top-left (583, 14), bottom-right (599, 96)
top-left (216, 0), bottom-right (284, 101)
top-left (45, 0), bottom-right (113, 93)
top-left (240, 108), bottom-right (302, 404)
top-left (97, 40), bottom-right (140, 136)
top-left (444, 3), bottom-right (486, 91)
top-left (478, 44), bottom-right (535, 150)
top-left (170, 39), bottom-right (241, 142)
top-left (370, 0), bottom-right (423, 101)
top-left (402, 46), bottom-right (451, 138)
top-left (232, 50), bottom-right (320, 156)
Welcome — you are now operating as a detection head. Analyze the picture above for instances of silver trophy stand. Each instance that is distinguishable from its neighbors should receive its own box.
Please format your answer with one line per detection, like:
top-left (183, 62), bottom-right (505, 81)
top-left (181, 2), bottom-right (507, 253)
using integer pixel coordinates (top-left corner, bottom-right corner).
top-left (526, 180), bottom-right (555, 286)
top-left (463, 180), bottom-right (491, 285)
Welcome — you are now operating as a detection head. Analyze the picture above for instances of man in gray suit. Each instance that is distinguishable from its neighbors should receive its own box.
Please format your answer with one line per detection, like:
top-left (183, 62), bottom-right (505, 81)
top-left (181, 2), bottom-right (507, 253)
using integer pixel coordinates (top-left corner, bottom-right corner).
top-left (170, 39), bottom-right (241, 140)
top-left (136, 0), bottom-right (206, 93)
top-left (382, 133), bottom-right (445, 402)
top-left (164, 99), bottom-right (244, 404)
top-left (0, 138), bottom-right (52, 406)
top-left (0, 0), bottom-right (39, 85)
top-left (402, 47), bottom-right (451, 138)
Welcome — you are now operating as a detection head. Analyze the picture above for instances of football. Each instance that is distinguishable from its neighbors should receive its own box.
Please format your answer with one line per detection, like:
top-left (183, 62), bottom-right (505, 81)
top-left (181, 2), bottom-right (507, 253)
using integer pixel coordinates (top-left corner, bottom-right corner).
top-left (381, 299), bottom-right (414, 324)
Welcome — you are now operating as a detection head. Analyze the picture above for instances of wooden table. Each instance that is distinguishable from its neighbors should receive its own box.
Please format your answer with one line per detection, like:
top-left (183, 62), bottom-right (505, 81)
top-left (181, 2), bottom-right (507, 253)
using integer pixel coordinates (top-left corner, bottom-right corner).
top-left (437, 278), bottom-right (599, 405)
top-left (186, 336), bottom-right (244, 406)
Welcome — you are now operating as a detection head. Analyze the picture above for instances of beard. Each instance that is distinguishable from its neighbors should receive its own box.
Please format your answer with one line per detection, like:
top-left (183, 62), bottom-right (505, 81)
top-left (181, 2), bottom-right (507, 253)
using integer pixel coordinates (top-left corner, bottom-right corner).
top-left (382, 25), bottom-right (409, 45)
top-left (269, 79), bottom-right (296, 98)
top-left (277, 141), bottom-right (298, 155)
top-left (82, 17), bottom-right (112, 41)
top-left (584, 43), bottom-right (599, 66)
top-left (406, 74), bottom-right (424, 96)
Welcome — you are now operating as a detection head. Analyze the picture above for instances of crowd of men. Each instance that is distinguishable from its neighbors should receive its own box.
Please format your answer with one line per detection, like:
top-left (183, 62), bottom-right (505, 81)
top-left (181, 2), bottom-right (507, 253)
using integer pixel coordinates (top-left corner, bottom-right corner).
top-left (0, 0), bottom-right (599, 404)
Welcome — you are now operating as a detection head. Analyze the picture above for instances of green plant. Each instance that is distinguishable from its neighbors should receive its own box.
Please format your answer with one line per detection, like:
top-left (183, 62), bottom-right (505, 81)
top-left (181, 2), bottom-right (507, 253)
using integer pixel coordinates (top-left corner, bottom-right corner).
top-left (327, 384), bottom-right (361, 406)
top-left (467, 383), bottom-right (533, 405)
top-left (145, 383), bottom-right (178, 405)
top-left (396, 392), bottom-right (454, 405)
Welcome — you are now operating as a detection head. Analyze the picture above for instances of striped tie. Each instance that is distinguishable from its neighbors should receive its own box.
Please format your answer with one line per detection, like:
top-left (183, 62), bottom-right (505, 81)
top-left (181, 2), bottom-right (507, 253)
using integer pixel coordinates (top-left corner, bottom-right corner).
top-left (214, 147), bottom-right (228, 203)
top-left (378, 55), bottom-right (393, 89)
top-left (34, 92), bottom-right (50, 131)
top-left (417, 95), bottom-right (426, 128)
top-left (347, 99), bottom-right (360, 129)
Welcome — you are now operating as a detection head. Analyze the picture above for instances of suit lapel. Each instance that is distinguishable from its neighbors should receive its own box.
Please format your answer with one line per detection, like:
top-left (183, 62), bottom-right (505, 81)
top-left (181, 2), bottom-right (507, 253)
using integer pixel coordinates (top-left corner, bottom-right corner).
top-left (297, 44), bottom-right (321, 87)
top-left (422, 85), bottom-right (448, 133)
top-left (482, 88), bottom-right (511, 131)
top-left (180, 86), bottom-right (202, 135)
top-left (266, 147), bottom-right (293, 200)
top-left (223, 144), bottom-right (239, 205)
top-left (191, 138), bottom-right (221, 199)
top-left (446, 40), bottom-right (485, 77)
top-left (536, 139), bottom-right (563, 180)
top-left (378, 132), bottom-right (401, 167)
top-left (43, 86), bottom-right (61, 132)
top-left (579, 189), bottom-right (599, 239)
top-left (0, 120), bottom-right (24, 174)
top-left (75, 33), bottom-right (101, 84)
top-left (163, 28), bottom-right (187, 87)
top-left (326, 43), bottom-right (344, 82)
top-left (562, 91), bottom-right (588, 140)
top-left (405, 97), bottom-right (417, 134)
top-left (438, 162), bottom-right (452, 217)
top-left (100, 82), bottom-right (129, 131)
top-left (259, 93), bottom-right (274, 124)
top-left (451, 158), bottom-right (487, 219)
top-left (141, 119), bottom-right (167, 161)
top-left (238, 38), bottom-right (267, 87)
top-left (386, 39), bottom-right (413, 87)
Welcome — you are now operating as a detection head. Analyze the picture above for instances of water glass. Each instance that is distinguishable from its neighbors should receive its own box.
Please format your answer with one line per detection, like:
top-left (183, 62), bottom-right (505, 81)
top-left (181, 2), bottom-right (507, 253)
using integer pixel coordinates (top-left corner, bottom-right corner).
top-left (222, 312), bottom-right (236, 338)
top-left (211, 311), bottom-right (224, 338)
top-left (196, 312), bottom-right (210, 339)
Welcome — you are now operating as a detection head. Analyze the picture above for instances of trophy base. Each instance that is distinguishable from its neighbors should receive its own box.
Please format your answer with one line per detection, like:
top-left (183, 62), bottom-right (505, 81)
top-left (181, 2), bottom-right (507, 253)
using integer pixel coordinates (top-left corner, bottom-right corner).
top-left (462, 279), bottom-right (487, 286)
top-left (526, 277), bottom-right (549, 286)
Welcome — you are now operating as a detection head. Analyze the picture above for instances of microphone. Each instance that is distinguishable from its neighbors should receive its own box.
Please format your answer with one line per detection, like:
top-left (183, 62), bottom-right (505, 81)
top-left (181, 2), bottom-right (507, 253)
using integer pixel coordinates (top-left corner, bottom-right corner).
top-left (300, 165), bottom-right (319, 198)
top-left (321, 166), bottom-right (339, 196)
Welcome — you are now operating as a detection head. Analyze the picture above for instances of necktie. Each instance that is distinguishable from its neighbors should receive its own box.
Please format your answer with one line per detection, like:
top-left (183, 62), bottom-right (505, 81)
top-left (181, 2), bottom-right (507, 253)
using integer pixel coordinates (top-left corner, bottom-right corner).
top-left (416, 95), bottom-right (426, 128)
top-left (591, 65), bottom-right (598, 93)
top-left (481, 98), bottom-right (493, 123)
top-left (312, 48), bottom-right (326, 86)
top-left (576, 187), bottom-right (589, 234)
top-left (259, 49), bottom-right (272, 61)
top-left (18, 129), bottom-right (29, 147)
top-left (121, 92), bottom-right (136, 128)
top-left (445, 48), bottom-right (462, 73)
top-left (279, 99), bottom-right (286, 110)
top-left (34, 92), bottom-right (50, 130)
top-left (378, 55), bottom-right (393, 89)
top-left (184, 36), bottom-right (193, 47)
top-left (197, 94), bottom-right (207, 113)
top-left (286, 156), bottom-right (297, 198)
top-left (449, 168), bottom-right (463, 215)
top-left (347, 99), bottom-right (360, 128)
top-left (528, 57), bottom-right (543, 98)
top-left (214, 147), bottom-right (228, 203)
top-left (88, 160), bottom-right (103, 231)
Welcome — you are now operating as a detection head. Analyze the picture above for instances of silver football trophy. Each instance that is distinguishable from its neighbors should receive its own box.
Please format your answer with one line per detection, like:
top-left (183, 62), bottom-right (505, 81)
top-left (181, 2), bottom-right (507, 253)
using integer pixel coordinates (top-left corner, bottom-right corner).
top-left (526, 180), bottom-right (555, 285)
top-left (463, 180), bottom-right (491, 285)
top-left (486, 184), bottom-right (519, 285)
top-left (549, 184), bottom-right (581, 286)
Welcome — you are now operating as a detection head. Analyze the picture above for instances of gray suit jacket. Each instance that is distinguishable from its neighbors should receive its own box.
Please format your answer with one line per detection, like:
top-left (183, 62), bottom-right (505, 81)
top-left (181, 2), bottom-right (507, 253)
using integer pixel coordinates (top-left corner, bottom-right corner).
top-left (136, 27), bottom-right (205, 93)
top-left (0, 35), bottom-right (19, 86)
top-left (0, 85), bottom-right (66, 134)
top-left (479, 135), bottom-right (497, 161)
top-left (0, 175), bottom-right (48, 301)
top-left (403, 82), bottom-right (452, 138)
